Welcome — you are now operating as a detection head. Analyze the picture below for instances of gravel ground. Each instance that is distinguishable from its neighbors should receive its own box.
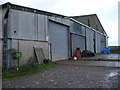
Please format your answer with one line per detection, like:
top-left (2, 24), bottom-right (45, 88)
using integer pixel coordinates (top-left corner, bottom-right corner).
top-left (2, 60), bottom-right (120, 89)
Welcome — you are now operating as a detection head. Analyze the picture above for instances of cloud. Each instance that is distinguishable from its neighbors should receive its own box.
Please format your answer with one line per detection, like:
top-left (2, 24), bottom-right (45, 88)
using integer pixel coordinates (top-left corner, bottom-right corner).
top-left (103, 18), bottom-right (118, 46)
top-left (0, 0), bottom-right (119, 46)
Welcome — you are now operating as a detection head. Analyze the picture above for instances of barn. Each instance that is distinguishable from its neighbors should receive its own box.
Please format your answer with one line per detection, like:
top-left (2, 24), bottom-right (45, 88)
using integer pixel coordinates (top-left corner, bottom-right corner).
top-left (1, 3), bottom-right (71, 69)
top-left (70, 14), bottom-right (108, 53)
top-left (70, 18), bottom-right (107, 56)
top-left (0, 3), bottom-right (108, 69)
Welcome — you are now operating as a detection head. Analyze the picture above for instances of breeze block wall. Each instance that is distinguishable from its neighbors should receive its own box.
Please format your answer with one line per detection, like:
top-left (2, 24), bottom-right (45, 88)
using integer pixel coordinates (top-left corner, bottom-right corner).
top-left (12, 39), bottom-right (49, 66)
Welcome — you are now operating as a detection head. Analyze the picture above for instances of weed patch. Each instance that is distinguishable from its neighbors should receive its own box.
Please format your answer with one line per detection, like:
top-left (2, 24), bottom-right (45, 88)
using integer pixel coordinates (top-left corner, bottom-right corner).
top-left (2, 62), bottom-right (57, 79)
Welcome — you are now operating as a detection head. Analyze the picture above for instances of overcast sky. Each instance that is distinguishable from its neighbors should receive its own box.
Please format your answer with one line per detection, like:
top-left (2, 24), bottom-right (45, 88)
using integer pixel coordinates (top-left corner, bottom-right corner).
top-left (0, 0), bottom-right (119, 46)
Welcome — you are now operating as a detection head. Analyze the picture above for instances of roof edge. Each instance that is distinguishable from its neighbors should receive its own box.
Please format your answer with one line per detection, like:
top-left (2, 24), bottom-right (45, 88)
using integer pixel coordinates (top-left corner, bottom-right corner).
top-left (1, 2), bottom-right (67, 18)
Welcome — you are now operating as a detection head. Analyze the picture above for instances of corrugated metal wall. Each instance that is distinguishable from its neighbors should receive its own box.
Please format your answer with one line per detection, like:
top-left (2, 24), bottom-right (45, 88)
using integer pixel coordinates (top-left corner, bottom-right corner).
top-left (0, 6), bottom-right (2, 39)
top-left (70, 21), bottom-right (74, 33)
top-left (0, 40), bottom-right (2, 61)
top-left (38, 15), bottom-right (48, 41)
top-left (0, 6), bottom-right (2, 62)
top-left (71, 34), bottom-right (85, 56)
top-left (48, 21), bottom-right (69, 61)
top-left (100, 41), bottom-right (105, 52)
top-left (100, 35), bottom-right (106, 52)
top-left (86, 28), bottom-right (94, 52)
top-left (95, 32), bottom-right (101, 53)
top-left (7, 9), bottom-right (48, 41)
top-left (105, 36), bottom-right (108, 47)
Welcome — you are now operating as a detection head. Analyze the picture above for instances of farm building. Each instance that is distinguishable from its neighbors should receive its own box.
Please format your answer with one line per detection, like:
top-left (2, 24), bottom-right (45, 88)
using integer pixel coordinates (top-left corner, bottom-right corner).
top-left (70, 14), bottom-right (107, 34)
top-left (70, 18), bottom-right (106, 56)
top-left (0, 3), bottom-right (108, 69)
top-left (70, 14), bottom-right (108, 49)
top-left (1, 3), bottom-right (71, 69)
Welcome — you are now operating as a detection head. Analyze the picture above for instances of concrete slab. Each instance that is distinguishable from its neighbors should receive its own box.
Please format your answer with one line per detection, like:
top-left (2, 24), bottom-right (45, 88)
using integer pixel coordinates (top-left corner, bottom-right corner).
top-left (82, 54), bottom-right (120, 60)
top-left (78, 61), bottom-right (120, 68)
top-left (57, 60), bottom-right (120, 68)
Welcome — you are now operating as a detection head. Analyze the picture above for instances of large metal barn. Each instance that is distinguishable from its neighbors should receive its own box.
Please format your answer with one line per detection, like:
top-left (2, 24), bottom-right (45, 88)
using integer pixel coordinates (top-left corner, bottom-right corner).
top-left (0, 3), bottom-right (108, 69)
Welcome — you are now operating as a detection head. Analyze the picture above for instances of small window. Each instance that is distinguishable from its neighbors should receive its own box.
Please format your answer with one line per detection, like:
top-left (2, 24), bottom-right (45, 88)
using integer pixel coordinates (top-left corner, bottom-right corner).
top-left (73, 22), bottom-right (82, 35)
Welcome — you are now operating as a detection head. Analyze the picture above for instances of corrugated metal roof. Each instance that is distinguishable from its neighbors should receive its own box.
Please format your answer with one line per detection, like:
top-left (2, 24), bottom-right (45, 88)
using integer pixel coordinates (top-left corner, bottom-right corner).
top-left (70, 14), bottom-right (108, 37)
top-left (1, 2), bottom-right (67, 18)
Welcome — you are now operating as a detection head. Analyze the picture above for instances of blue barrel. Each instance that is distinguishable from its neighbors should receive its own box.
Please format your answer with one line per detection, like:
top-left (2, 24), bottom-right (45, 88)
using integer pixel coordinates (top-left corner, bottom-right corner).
top-left (103, 48), bottom-right (110, 54)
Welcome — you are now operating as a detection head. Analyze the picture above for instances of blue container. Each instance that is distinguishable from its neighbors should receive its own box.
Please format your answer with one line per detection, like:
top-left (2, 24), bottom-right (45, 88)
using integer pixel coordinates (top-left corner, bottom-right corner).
top-left (103, 48), bottom-right (110, 54)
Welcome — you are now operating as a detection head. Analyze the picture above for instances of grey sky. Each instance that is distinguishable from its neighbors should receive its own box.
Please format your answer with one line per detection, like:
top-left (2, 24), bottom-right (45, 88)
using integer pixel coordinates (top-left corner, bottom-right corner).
top-left (0, 0), bottom-right (119, 46)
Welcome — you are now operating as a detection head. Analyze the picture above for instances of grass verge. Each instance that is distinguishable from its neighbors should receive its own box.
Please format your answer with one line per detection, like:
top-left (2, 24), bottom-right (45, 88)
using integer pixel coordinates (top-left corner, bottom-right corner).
top-left (108, 46), bottom-right (120, 54)
top-left (2, 61), bottom-right (57, 80)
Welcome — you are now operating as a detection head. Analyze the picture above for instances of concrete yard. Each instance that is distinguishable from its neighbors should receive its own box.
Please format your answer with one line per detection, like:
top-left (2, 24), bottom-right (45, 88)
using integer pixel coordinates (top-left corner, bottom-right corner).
top-left (2, 60), bottom-right (120, 89)
top-left (82, 54), bottom-right (120, 60)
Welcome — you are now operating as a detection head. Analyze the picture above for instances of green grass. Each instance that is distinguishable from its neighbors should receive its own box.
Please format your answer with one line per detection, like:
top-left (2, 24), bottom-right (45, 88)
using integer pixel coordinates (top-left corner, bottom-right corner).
top-left (2, 61), bottom-right (58, 79)
top-left (78, 58), bottom-right (120, 62)
top-left (108, 46), bottom-right (120, 54)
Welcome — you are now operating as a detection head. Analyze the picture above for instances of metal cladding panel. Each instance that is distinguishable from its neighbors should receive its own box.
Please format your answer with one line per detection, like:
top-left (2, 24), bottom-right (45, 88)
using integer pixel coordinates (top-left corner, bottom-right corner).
top-left (61, 18), bottom-right (71, 26)
top-left (70, 21), bottom-right (74, 33)
top-left (105, 36), bottom-right (108, 47)
top-left (8, 9), bottom-right (36, 40)
top-left (49, 16), bottom-right (70, 26)
top-left (95, 32), bottom-right (101, 53)
top-left (0, 6), bottom-right (2, 39)
top-left (48, 21), bottom-right (68, 61)
top-left (100, 35), bottom-right (106, 52)
top-left (71, 34), bottom-right (85, 56)
top-left (45, 16), bottom-right (48, 41)
top-left (38, 14), bottom-right (47, 41)
top-left (7, 9), bottom-right (48, 41)
top-left (86, 28), bottom-right (94, 52)
top-left (100, 34), bottom-right (105, 42)
top-left (7, 9), bottom-right (21, 38)
top-left (0, 40), bottom-right (2, 62)
top-left (100, 41), bottom-right (105, 52)
top-left (81, 26), bottom-right (85, 36)
top-left (19, 10), bottom-right (37, 40)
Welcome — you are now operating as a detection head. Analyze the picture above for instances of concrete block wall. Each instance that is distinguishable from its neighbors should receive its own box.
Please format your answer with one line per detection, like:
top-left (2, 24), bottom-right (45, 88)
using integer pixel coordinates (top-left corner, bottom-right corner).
top-left (12, 39), bottom-right (49, 66)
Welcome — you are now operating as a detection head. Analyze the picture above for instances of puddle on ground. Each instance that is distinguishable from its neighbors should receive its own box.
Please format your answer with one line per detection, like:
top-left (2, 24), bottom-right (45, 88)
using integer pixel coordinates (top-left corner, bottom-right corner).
top-left (105, 72), bottom-right (118, 81)
top-left (89, 54), bottom-right (120, 60)
top-left (105, 72), bottom-right (118, 82)
top-left (100, 72), bottom-right (119, 88)
top-left (109, 72), bottom-right (118, 77)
